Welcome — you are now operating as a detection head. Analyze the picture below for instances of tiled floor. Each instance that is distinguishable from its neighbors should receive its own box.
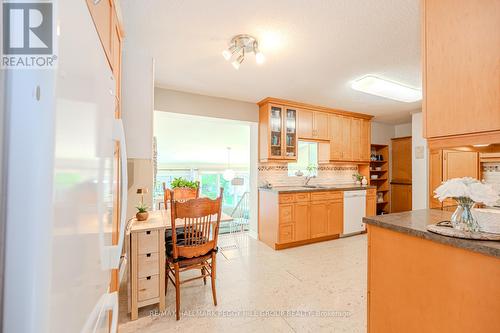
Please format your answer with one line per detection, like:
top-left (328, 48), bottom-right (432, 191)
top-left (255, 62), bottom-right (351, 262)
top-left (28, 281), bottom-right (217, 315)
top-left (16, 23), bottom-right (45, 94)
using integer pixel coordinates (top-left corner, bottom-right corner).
top-left (118, 233), bottom-right (367, 332)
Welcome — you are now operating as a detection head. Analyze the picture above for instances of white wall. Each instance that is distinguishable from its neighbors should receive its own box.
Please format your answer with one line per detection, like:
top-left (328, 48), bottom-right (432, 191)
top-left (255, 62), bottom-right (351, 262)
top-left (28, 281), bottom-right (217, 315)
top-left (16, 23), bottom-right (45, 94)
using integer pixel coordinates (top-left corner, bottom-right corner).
top-left (371, 121), bottom-right (395, 145)
top-left (155, 88), bottom-right (259, 122)
top-left (394, 122), bottom-right (412, 138)
top-left (411, 112), bottom-right (428, 210)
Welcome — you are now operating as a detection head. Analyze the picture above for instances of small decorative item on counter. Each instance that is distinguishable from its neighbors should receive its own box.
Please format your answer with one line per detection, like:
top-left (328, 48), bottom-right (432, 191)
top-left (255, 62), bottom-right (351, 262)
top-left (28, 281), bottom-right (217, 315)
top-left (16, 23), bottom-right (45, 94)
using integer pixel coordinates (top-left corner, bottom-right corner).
top-left (135, 202), bottom-right (149, 221)
top-left (352, 173), bottom-right (363, 185)
top-left (434, 177), bottom-right (498, 232)
top-left (361, 176), bottom-right (368, 185)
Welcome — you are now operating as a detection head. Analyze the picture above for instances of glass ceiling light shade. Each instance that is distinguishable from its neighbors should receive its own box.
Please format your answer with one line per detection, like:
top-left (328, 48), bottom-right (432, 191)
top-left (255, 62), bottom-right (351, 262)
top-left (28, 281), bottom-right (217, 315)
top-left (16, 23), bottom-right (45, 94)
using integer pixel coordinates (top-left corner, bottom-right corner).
top-left (351, 75), bottom-right (422, 103)
top-left (222, 34), bottom-right (265, 68)
top-left (222, 43), bottom-right (238, 60)
top-left (232, 52), bottom-right (244, 70)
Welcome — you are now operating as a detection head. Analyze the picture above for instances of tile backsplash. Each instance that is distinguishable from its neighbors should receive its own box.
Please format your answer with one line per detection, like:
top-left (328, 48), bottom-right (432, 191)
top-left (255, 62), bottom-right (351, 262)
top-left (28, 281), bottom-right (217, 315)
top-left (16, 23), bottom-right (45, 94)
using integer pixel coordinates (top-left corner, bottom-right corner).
top-left (482, 162), bottom-right (500, 206)
top-left (258, 163), bottom-right (359, 187)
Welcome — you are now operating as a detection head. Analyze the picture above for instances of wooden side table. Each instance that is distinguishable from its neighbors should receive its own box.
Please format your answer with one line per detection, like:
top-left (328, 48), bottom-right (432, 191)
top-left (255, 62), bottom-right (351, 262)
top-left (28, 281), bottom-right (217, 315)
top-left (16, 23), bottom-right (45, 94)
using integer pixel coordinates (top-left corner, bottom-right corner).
top-left (127, 212), bottom-right (166, 320)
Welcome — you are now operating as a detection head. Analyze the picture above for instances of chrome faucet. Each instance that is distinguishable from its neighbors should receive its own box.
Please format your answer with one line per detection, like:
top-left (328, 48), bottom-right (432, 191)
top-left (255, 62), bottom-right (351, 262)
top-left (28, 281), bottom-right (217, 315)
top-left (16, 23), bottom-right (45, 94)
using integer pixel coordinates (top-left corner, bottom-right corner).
top-left (304, 175), bottom-right (316, 185)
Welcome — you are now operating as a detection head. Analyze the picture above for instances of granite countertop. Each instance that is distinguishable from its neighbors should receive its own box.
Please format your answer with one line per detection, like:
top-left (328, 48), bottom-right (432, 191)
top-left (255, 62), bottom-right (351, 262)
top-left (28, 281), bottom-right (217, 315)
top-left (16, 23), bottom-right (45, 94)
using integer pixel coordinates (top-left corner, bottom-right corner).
top-left (363, 209), bottom-right (500, 258)
top-left (259, 184), bottom-right (376, 193)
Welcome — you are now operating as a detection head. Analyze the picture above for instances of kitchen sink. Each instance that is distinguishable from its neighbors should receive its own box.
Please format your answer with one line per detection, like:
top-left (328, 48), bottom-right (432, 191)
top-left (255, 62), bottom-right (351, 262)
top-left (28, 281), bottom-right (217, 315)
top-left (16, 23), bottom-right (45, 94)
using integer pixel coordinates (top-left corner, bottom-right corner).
top-left (301, 185), bottom-right (328, 189)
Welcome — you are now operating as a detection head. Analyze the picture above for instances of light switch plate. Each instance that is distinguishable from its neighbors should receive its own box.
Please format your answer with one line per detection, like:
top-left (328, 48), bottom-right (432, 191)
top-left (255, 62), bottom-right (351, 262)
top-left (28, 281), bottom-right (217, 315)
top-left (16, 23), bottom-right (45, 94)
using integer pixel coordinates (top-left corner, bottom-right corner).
top-left (415, 146), bottom-right (424, 159)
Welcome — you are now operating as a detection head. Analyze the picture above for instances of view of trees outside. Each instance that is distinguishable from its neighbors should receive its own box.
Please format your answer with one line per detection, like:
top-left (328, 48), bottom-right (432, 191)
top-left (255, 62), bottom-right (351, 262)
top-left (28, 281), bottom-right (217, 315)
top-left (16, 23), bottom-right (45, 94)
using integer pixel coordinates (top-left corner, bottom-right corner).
top-left (156, 168), bottom-right (249, 215)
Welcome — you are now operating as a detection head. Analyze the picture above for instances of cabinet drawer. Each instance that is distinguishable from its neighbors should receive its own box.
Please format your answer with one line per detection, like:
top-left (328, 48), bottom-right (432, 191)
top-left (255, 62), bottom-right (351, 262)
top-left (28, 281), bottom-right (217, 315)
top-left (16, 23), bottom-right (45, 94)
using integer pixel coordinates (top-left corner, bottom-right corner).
top-left (138, 275), bottom-right (159, 301)
top-left (137, 230), bottom-right (159, 254)
top-left (279, 204), bottom-right (294, 223)
top-left (294, 192), bottom-right (310, 202)
top-left (311, 191), bottom-right (342, 201)
top-left (279, 223), bottom-right (295, 244)
top-left (279, 194), bottom-right (294, 204)
top-left (137, 252), bottom-right (159, 278)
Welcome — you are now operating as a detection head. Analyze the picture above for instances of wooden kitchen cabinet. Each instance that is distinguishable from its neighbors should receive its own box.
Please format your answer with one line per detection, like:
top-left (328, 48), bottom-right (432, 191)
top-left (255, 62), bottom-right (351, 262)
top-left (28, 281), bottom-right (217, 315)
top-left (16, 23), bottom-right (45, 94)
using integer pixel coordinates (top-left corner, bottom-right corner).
top-left (391, 184), bottom-right (412, 213)
top-left (428, 149), bottom-right (479, 209)
top-left (366, 188), bottom-right (377, 217)
top-left (298, 110), bottom-right (329, 140)
top-left (260, 189), bottom-right (378, 250)
top-left (422, 0), bottom-right (500, 146)
top-left (327, 199), bottom-right (343, 235)
top-left (310, 201), bottom-right (329, 238)
top-left (351, 118), bottom-right (362, 161)
top-left (259, 103), bottom-right (298, 161)
top-left (294, 202), bottom-right (310, 241)
top-left (429, 150), bottom-right (443, 208)
top-left (258, 98), bottom-right (373, 163)
top-left (330, 116), bottom-right (371, 162)
top-left (391, 137), bottom-right (412, 182)
top-left (329, 114), bottom-right (343, 160)
top-left (86, 0), bottom-right (113, 63)
top-left (341, 116), bottom-right (352, 160)
top-left (361, 119), bottom-right (371, 161)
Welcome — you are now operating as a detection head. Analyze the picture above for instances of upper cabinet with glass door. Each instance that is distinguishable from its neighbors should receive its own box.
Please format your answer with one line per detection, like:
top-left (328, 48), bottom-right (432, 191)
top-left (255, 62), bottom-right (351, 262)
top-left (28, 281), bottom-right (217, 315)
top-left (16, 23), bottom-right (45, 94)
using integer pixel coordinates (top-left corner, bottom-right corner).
top-left (259, 102), bottom-right (298, 161)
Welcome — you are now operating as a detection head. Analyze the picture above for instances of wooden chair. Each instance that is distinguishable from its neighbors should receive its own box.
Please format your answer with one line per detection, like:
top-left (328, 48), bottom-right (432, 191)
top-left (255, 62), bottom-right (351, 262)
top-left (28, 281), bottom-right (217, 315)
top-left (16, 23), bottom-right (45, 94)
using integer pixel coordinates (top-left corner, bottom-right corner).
top-left (162, 181), bottom-right (200, 209)
top-left (166, 188), bottom-right (223, 320)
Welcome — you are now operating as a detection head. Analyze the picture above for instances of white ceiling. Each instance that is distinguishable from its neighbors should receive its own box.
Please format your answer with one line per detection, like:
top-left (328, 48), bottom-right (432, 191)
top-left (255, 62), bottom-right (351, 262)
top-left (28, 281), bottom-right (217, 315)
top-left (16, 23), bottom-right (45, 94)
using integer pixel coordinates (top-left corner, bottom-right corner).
top-left (121, 0), bottom-right (421, 124)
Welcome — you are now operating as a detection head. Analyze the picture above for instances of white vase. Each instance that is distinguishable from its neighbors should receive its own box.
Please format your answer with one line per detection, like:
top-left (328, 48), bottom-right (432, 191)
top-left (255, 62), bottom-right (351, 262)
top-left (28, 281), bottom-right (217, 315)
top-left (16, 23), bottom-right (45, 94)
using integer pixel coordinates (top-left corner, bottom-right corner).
top-left (361, 176), bottom-right (368, 185)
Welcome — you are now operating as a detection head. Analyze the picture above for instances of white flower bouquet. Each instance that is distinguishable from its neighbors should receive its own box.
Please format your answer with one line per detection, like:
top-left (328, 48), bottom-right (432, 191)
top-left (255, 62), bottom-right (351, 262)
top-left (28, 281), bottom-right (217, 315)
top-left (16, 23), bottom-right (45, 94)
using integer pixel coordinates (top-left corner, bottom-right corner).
top-left (434, 177), bottom-right (499, 232)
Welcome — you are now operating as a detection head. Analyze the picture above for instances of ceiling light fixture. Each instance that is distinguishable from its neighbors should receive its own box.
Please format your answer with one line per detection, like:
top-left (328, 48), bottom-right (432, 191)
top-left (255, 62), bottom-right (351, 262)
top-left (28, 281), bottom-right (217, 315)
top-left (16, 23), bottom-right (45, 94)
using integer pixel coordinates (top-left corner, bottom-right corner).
top-left (472, 144), bottom-right (490, 147)
top-left (222, 34), bottom-right (265, 69)
top-left (351, 75), bottom-right (422, 103)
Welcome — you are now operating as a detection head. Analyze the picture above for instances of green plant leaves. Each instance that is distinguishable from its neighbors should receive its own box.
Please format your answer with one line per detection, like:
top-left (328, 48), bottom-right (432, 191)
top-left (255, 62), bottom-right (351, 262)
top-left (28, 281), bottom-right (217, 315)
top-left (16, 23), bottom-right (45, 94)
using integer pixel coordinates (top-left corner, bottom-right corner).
top-left (170, 177), bottom-right (198, 189)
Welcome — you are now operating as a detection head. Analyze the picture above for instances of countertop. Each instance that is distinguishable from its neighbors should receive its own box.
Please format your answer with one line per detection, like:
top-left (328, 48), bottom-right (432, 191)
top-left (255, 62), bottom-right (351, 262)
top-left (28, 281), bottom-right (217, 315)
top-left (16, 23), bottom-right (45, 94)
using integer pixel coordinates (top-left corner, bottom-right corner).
top-left (259, 184), bottom-right (376, 193)
top-left (363, 209), bottom-right (500, 258)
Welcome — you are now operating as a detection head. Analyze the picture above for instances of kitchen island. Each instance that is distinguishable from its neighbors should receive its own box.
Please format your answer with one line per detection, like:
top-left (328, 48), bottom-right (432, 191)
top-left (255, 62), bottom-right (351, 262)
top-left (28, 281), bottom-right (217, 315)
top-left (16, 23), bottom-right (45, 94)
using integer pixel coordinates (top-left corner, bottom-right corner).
top-left (259, 185), bottom-right (376, 250)
top-left (364, 209), bottom-right (500, 333)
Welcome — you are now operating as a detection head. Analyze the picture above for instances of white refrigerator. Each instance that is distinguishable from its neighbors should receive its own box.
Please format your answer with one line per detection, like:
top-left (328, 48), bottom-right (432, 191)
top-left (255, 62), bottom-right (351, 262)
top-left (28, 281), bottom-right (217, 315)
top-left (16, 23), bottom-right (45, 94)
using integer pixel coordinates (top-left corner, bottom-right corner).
top-left (2, 1), bottom-right (127, 332)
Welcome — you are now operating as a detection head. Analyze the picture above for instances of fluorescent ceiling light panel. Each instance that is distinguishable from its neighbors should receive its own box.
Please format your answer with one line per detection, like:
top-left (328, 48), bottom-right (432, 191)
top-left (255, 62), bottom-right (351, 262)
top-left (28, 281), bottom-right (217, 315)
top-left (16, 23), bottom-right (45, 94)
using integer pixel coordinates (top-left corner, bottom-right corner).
top-left (351, 75), bottom-right (422, 103)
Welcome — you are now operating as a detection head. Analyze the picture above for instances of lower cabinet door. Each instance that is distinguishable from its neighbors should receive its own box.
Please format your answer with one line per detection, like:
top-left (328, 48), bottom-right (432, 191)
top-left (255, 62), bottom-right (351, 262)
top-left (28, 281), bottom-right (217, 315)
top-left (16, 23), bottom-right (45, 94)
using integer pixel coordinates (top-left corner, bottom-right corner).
top-left (294, 202), bottom-right (310, 241)
top-left (366, 195), bottom-right (376, 217)
top-left (391, 184), bottom-right (412, 213)
top-left (327, 199), bottom-right (343, 235)
top-left (279, 223), bottom-right (295, 243)
top-left (310, 201), bottom-right (329, 238)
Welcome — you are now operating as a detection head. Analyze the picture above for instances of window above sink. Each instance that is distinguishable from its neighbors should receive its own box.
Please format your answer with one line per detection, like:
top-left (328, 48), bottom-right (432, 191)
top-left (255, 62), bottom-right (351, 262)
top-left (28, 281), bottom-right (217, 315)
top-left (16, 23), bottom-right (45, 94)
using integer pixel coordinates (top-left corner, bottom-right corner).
top-left (288, 141), bottom-right (318, 177)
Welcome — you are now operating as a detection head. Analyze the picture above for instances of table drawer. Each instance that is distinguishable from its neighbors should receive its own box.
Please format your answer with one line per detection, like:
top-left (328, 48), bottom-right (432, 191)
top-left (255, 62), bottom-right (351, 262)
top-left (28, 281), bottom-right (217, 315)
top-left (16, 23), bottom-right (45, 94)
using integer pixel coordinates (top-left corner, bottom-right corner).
top-left (137, 252), bottom-right (159, 278)
top-left (311, 191), bottom-right (343, 201)
top-left (279, 204), bottom-right (294, 223)
top-left (294, 192), bottom-right (310, 202)
top-left (137, 230), bottom-right (159, 254)
top-left (279, 194), bottom-right (295, 204)
top-left (138, 275), bottom-right (159, 301)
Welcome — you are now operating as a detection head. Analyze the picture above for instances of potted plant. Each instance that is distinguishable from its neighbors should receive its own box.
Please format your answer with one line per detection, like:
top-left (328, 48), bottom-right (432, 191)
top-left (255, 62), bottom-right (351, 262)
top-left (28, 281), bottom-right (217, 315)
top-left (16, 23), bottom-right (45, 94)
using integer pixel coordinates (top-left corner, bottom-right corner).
top-left (135, 202), bottom-right (149, 221)
top-left (170, 177), bottom-right (199, 189)
top-left (434, 177), bottom-right (498, 232)
top-left (352, 173), bottom-right (363, 185)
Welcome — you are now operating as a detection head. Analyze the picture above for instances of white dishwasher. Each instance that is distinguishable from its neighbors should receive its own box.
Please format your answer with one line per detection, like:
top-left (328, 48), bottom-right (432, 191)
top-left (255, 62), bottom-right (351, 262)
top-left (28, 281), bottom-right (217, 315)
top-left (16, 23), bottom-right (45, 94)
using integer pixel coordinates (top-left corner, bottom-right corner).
top-left (342, 190), bottom-right (367, 236)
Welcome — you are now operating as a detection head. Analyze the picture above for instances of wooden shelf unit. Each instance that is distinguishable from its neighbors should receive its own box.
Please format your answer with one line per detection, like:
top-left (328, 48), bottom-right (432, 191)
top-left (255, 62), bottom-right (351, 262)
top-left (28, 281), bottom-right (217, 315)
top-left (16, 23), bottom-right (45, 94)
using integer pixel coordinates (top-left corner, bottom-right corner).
top-left (370, 144), bottom-right (390, 214)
